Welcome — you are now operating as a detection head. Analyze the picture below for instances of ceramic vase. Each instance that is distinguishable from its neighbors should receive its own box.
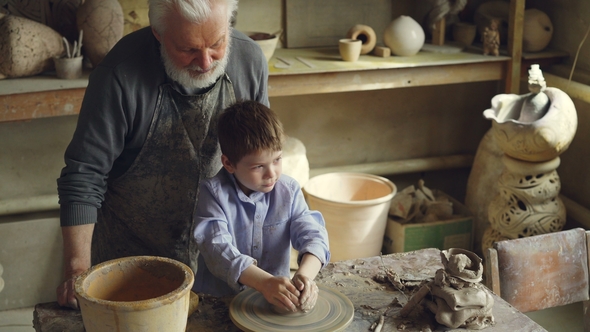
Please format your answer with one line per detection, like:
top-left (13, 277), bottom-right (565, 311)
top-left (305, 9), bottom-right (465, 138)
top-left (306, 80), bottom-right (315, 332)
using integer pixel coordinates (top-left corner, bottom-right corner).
top-left (339, 38), bottom-right (362, 62)
top-left (346, 24), bottom-right (377, 55)
top-left (383, 15), bottom-right (425, 56)
top-left (0, 13), bottom-right (64, 79)
top-left (483, 87), bottom-right (577, 162)
top-left (77, 0), bottom-right (124, 67)
top-left (523, 9), bottom-right (553, 52)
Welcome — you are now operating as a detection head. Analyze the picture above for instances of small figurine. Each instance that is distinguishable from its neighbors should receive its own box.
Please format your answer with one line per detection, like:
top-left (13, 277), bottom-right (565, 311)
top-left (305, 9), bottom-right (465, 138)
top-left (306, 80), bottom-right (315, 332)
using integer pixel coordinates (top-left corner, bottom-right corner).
top-left (482, 19), bottom-right (500, 56)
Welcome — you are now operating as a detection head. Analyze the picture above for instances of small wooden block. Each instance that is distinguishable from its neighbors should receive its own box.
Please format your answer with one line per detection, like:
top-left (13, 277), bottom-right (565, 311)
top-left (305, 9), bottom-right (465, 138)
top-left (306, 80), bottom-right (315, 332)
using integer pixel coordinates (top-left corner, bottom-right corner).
top-left (432, 18), bottom-right (446, 46)
top-left (373, 46), bottom-right (391, 57)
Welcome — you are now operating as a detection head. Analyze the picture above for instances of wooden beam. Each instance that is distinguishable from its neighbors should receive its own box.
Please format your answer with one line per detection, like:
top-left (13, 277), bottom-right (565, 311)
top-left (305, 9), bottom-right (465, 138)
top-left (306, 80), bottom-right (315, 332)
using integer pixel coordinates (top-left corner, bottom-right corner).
top-left (506, 0), bottom-right (525, 93)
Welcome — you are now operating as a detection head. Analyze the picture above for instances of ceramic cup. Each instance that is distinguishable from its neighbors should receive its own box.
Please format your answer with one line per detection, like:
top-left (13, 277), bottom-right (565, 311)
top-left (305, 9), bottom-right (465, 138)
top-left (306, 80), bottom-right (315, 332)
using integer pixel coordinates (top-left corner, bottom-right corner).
top-left (53, 56), bottom-right (83, 79)
top-left (339, 38), bottom-right (362, 62)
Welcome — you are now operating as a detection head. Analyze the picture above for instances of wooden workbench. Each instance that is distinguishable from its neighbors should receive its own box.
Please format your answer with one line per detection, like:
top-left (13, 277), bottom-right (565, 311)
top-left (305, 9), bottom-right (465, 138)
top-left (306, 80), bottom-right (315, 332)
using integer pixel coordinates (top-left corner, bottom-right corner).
top-left (33, 248), bottom-right (546, 331)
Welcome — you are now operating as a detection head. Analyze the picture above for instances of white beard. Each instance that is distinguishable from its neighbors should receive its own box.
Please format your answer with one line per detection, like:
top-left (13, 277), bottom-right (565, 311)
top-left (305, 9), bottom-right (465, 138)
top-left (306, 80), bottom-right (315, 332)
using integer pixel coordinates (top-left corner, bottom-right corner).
top-left (160, 38), bottom-right (231, 90)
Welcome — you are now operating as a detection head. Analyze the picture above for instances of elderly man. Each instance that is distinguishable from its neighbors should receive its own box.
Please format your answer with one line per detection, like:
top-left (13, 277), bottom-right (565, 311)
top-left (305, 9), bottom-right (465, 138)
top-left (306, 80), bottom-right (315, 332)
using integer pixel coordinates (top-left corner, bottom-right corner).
top-left (56, 0), bottom-right (268, 309)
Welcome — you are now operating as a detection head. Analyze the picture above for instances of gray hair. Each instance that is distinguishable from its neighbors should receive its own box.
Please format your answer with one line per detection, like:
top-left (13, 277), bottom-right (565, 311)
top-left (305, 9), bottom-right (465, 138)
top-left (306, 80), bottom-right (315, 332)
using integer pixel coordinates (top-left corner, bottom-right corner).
top-left (149, 0), bottom-right (238, 34)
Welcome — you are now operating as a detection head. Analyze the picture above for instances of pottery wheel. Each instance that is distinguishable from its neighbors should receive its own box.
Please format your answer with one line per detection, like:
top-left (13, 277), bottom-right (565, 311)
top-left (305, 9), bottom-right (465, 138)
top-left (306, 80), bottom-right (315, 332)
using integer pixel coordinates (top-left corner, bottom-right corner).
top-left (229, 285), bottom-right (354, 332)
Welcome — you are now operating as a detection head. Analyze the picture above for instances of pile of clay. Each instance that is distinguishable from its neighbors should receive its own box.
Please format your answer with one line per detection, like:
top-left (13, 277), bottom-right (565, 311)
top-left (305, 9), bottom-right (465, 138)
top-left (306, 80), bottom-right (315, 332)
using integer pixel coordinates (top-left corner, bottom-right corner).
top-left (400, 248), bottom-right (495, 329)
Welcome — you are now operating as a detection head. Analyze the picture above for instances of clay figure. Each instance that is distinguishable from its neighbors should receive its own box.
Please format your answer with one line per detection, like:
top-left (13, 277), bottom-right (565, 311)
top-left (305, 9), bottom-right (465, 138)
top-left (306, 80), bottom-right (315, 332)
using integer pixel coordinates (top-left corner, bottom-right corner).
top-left (483, 19), bottom-right (500, 56)
top-left (400, 249), bottom-right (495, 330)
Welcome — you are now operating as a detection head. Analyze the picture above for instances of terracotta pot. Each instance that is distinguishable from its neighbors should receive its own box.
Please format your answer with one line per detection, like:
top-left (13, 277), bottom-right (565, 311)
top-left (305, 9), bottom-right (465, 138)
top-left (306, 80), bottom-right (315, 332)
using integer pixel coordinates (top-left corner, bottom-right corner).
top-left (523, 9), bottom-right (553, 52)
top-left (383, 16), bottom-right (425, 56)
top-left (338, 38), bottom-right (362, 62)
top-left (483, 87), bottom-right (578, 162)
top-left (0, 13), bottom-right (64, 78)
top-left (303, 173), bottom-right (397, 261)
top-left (75, 256), bottom-right (194, 332)
top-left (452, 22), bottom-right (477, 46)
top-left (346, 24), bottom-right (377, 55)
top-left (77, 0), bottom-right (124, 67)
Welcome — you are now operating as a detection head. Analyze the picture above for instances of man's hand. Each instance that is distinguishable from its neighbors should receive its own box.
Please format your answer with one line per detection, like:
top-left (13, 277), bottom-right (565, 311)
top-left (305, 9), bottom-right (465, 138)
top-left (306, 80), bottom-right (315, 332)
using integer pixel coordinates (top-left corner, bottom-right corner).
top-left (56, 271), bottom-right (85, 309)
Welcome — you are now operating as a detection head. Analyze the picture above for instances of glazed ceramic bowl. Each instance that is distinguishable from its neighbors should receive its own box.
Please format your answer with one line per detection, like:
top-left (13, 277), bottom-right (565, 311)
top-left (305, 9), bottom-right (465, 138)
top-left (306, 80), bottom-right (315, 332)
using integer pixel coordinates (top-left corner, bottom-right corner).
top-left (243, 31), bottom-right (279, 62)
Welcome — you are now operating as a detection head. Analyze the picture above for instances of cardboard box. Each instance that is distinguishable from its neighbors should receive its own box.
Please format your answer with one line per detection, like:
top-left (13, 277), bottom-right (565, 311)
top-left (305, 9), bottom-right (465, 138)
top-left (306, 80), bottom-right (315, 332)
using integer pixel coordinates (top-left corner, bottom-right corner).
top-left (382, 190), bottom-right (473, 253)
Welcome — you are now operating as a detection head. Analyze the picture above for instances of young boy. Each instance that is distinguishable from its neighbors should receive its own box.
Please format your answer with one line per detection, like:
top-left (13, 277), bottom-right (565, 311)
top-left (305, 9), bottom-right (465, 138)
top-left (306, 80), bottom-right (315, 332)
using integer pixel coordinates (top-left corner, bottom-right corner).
top-left (193, 100), bottom-right (330, 312)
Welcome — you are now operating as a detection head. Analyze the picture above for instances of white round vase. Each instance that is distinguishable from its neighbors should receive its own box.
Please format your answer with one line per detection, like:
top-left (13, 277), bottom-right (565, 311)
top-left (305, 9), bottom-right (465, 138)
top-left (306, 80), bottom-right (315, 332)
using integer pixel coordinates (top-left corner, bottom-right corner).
top-left (383, 15), bottom-right (425, 56)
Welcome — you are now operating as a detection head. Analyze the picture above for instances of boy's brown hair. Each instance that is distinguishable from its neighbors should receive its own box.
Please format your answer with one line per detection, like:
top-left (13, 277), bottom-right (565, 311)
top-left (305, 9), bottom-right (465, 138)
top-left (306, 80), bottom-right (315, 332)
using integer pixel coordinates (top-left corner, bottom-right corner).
top-left (217, 100), bottom-right (284, 165)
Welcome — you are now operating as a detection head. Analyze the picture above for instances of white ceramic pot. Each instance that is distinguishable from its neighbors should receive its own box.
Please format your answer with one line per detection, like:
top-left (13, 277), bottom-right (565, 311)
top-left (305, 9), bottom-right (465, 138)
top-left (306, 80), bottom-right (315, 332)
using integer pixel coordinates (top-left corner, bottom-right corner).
top-left (243, 31), bottom-right (278, 62)
top-left (523, 9), bottom-right (553, 52)
top-left (383, 16), bottom-right (425, 56)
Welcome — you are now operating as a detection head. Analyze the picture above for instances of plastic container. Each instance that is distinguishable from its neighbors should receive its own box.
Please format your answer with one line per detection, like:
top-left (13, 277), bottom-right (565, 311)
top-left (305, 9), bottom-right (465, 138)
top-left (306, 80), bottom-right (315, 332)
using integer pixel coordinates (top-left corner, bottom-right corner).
top-left (303, 172), bottom-right (397, 261)
top-left (74, 256), bottom-right (194, 332)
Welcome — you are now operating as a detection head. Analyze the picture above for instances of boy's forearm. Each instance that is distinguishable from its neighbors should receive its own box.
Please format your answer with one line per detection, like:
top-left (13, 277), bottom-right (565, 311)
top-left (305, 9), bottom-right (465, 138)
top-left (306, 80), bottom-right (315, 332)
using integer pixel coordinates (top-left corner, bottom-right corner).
top-left (238, 264), bottom-right (273, 291)
top-left (295, 253), bottom-right (322, 279)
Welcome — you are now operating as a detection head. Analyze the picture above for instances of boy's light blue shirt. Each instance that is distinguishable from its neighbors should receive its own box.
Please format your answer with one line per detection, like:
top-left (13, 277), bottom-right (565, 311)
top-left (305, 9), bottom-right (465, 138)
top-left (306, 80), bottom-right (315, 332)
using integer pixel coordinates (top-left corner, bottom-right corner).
top-left (193, 168), bottom-right (330, 296)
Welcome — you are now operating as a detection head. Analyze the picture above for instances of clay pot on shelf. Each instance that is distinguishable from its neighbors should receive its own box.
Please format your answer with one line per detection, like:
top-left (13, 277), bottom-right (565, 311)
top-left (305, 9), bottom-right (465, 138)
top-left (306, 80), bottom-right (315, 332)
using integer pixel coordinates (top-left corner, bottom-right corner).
top-left (244, 31), bottom-right (279, 62)
top-left (346, 24), bottom-right (377, 55)
top-left (339, 38), bottom-right (362, 62)
top-left (523, 8), bottom-right (553, 52)
top-left (383, 16), bottom-right (425, 56)
top-left (452, 22), bottom-right (477, 46)
top-left (77, 0), bottom-right (124, 67)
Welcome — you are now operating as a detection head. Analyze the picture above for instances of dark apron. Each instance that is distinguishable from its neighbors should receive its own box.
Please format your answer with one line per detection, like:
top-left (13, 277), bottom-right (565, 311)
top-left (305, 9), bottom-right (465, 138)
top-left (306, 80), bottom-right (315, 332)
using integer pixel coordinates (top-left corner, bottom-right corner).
top-left (92, 74), bottom-right (236, 273)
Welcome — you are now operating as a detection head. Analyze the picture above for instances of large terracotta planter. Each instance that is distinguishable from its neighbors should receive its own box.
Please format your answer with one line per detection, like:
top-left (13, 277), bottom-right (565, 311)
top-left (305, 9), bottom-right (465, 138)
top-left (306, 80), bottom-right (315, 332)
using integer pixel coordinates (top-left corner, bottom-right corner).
top-left (77, 0), bottom-right (124, 67)
top-left (75, 256), bottom-right (194, 332)
top-left (0, 13), bottom-right (64, 78)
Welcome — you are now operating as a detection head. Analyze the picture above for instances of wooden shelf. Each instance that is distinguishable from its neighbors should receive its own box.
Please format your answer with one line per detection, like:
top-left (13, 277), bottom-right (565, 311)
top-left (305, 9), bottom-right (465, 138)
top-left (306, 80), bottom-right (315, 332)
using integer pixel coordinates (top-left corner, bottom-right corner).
top-left (267, 47), bottom-right (510, 97)
top-left (0, 44), bottom-right (565, 123)
top-left (0, 48), bottom-right (510, 123)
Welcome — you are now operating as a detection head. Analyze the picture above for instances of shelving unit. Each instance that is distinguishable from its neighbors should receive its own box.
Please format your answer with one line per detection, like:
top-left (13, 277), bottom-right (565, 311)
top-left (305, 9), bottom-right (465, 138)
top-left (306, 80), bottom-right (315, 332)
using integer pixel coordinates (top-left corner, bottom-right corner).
top-left (0, 0), bottom-right (561, 124)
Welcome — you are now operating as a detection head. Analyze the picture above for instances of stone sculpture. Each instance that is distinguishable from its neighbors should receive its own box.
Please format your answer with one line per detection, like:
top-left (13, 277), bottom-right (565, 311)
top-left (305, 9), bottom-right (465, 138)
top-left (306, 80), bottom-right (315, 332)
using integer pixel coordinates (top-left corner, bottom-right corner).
top-left (0, 13), bottom-right (65, 79)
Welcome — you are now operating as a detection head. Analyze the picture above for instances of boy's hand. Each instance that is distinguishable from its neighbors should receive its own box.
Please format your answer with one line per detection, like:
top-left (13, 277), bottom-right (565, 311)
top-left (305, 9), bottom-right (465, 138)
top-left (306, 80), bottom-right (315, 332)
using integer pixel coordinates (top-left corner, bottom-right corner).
top-left (259, 276), bottom-right (301, 312)
top-left (292, 274), bottom-right (319, 312)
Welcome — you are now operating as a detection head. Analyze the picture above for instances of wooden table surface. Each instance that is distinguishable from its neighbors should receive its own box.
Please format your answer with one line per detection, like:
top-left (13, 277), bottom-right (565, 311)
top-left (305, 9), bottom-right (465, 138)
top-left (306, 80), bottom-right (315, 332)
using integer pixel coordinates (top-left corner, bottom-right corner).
top-left (33, 248), bottom-right (546, 331)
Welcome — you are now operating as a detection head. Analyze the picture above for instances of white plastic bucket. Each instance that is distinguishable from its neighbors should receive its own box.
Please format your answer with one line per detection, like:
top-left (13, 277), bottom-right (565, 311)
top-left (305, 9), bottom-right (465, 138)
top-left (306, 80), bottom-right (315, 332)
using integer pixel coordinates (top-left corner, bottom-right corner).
top-left (303, 172), bottom-right (397, 261)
